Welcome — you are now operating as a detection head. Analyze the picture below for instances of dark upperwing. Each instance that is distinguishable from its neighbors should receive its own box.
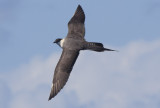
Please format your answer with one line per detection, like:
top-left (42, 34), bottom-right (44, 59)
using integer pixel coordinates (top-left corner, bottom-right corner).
top-left (48, 49), bottom-right (79, 100)
top-left (67, 5), bottom-right (85, 39)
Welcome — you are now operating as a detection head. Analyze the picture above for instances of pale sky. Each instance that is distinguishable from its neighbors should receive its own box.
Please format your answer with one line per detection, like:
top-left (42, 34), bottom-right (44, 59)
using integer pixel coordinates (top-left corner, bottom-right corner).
top-left (0, 0), bottom-right (160, 108)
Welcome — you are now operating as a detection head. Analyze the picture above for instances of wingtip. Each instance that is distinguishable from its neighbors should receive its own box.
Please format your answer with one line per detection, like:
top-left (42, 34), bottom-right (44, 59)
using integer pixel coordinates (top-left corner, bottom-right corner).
top-left (77, 5), bottom-right (83, 12)
top-left (77, 4), bottom-right (82, 8)
top-left (68, 4), bottom-right (85, 25)
top-left (48, 94), bottom-right (53, 101)
top-left (48, 97), bottom-right (52, 101)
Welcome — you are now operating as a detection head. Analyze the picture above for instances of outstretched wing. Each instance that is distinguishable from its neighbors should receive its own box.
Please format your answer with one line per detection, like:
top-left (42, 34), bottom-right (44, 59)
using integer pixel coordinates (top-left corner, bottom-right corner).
top-left (67, 5), bottom-right (85, 39)
top-left (48, 49), bottom-right (79, 100)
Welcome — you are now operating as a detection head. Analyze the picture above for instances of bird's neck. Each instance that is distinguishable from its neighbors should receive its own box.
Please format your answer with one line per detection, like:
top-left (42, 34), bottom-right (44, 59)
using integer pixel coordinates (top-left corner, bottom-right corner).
top-left (60, 38), bottom-right (65, 48)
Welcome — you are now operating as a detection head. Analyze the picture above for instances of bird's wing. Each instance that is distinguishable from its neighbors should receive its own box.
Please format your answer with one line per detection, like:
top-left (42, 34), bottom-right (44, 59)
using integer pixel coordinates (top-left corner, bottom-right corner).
top-left (48, 49), bottom-right (79, 100)
top-left (67, 5), bottom-right (85, 39)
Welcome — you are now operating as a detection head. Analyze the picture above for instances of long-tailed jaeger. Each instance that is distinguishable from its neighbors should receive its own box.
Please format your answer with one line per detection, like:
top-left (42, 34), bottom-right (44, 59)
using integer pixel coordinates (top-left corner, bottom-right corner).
top-left (48, 5), bottom-right (115, 100)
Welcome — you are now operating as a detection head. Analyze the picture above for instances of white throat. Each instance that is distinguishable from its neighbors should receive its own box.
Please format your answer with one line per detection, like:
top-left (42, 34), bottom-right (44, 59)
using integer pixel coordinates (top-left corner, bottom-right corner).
top-left (60, 38), bottom-right (65, 48)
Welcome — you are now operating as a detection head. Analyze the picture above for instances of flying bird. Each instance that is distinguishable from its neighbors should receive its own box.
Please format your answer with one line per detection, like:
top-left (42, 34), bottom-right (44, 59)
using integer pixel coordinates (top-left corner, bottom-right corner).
top-left (48, 5), bottom-right (115, 100)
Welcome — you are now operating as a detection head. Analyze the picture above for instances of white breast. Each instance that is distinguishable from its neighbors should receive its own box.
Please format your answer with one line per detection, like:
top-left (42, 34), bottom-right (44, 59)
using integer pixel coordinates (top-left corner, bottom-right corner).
top-left (60, 38), bottom-right (65, 48)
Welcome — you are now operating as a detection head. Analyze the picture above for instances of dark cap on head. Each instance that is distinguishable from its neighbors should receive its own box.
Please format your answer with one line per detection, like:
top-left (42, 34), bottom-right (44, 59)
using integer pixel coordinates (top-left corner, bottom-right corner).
top-left (53, 38), bottom-right (62, 43)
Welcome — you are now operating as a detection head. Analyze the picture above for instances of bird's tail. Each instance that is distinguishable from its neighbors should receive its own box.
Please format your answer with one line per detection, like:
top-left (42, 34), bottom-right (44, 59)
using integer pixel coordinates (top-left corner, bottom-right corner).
top-left (84, 42), bottom-right (116, 52)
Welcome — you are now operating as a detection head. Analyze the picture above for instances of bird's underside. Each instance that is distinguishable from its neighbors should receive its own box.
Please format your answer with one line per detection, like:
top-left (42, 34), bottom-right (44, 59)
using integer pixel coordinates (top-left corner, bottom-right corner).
top-left (48, 5), bottom-right (115, 100)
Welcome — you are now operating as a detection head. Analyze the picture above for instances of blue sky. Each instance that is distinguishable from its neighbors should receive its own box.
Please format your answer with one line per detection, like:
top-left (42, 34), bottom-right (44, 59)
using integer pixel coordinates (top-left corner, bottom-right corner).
top-left (0, 0), bottom-right (160, 108)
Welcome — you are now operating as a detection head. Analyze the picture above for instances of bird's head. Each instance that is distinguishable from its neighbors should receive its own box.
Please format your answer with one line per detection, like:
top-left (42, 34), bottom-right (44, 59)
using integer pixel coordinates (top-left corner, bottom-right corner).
top-left (54, 38), bottom-right (62, 46)
top-left (53, 38), bottom-right (63, 47)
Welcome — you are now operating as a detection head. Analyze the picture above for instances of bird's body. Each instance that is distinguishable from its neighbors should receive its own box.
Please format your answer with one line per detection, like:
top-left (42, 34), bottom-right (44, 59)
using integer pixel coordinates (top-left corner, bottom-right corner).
top-left (48, 5), bottom-right (115, 100)
top-left (62, 37), bottom-right (85, 50)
